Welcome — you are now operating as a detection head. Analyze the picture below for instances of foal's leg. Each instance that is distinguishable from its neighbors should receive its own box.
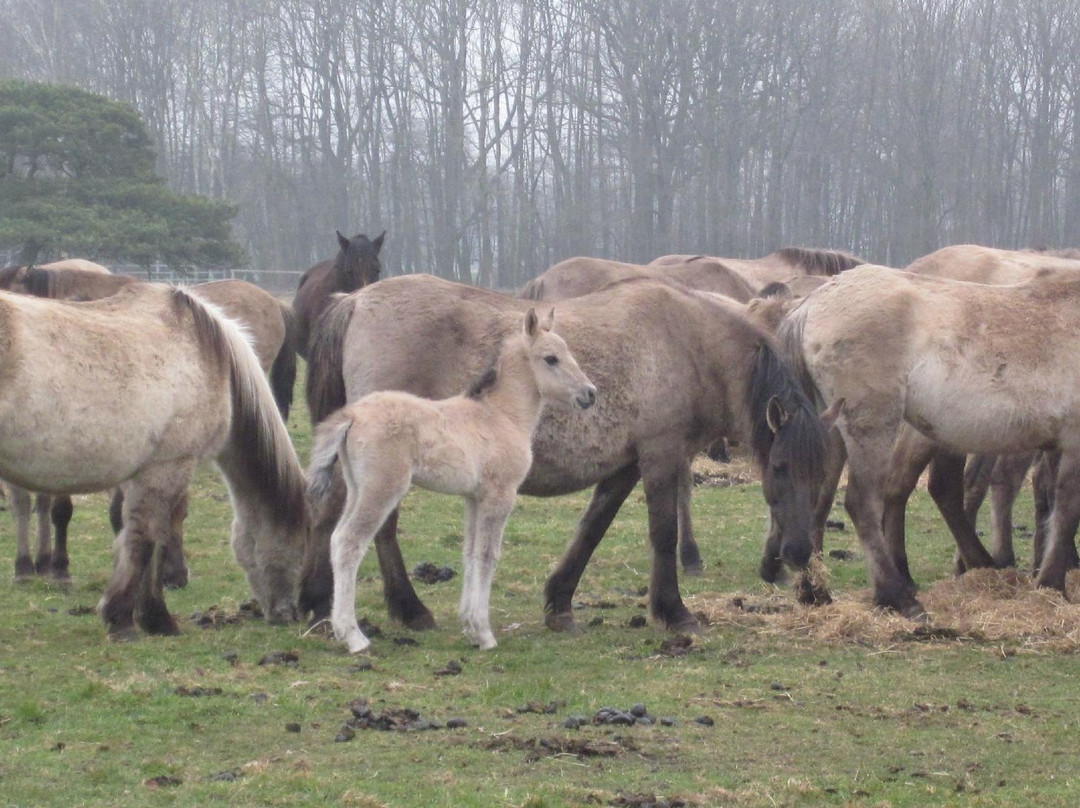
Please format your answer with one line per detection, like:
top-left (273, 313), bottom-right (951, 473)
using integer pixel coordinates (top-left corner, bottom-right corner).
top-left (678, 459), bottom-right (703, 574)
top-left (460, 494), bottom-right (515, 649)
top-left (48, 495), bottom-right (73, 582)
top-left (544, 463), bottom-right (641, 632)
top-left (1034, 451), bottom-right (1080, 593)
top-left (11, 486), bottom-right (35, 581)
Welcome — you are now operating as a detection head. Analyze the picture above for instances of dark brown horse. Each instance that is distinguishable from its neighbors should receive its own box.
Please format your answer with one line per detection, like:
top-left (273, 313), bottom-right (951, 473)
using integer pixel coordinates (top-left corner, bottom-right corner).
top-left (293, 230), bottom-right (384, 357)
top-left (300, 274), bottom-right (834, 636)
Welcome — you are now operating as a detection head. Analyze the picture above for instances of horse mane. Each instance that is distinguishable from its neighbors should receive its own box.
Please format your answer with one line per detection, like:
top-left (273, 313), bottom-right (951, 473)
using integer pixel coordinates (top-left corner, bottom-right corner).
top-left (23, 267), bottom-right (53, 297)
top-left (306, 293), bottom-right (357, 423)
top-left (1025, 247), bottom-right (1080, 260)
top-left (269, 301), bottom-right (299, 420)
top-left (466, 365), bottom-right (499, 399)
top-left (0, 265), bottom-right (24, 290)
top-left (757, 281), bottom-right (794, 299)
top-left (519, 277), bottom-right (544, 300)
top-left (746, 336), bottom-right (826, 481)
top-left (774, 247), bottom-right (863, 276)
top-left (169, 287), bottom-right (307, 531)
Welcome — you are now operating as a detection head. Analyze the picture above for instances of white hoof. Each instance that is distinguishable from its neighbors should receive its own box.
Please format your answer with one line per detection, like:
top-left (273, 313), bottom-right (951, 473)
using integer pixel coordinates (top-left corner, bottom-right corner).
top-left (337, 625), bottom-right (370, 654)
top-left (466, 630), bottom-right (497, 650)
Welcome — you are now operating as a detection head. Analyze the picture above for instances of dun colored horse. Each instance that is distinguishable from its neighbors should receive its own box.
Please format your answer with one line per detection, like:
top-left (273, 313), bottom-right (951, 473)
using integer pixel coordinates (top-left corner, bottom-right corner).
top-left (780, 263), bottom-right (1080, 616)
top-left (308, 309), bottom-right (597, 651)
top-left (0, 284), bottom-right (307, 637)
top-left (651, 248), bottom-right (862, 291)
top-left (301, 275), bottom-right (833, 635)
top-left (293, 230), bottom-right (384, 357)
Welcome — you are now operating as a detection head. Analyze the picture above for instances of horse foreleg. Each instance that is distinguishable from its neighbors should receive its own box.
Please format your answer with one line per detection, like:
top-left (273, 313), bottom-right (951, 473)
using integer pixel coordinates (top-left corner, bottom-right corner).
top-left (32, 494), bottom-right (53, 576)
top-left (1034, 451), bottom-right (1080, 594)
top-left (881, 429), bottom-right (938, 587)
top-left (844, 441), bottom-right (924, 618)
top-left (10, 486), bottom-right (35, 581)
top-left (641, 455), bottom-right (698, 633)
top-left (460, 495), bottom-right (514, 650)
top-left (927, 453), bottom-right (995, 574)
top-left (678, 459), bottom-right (703, 574)
top-left (544, 463), bottom-right (640, 632)
top-left (48, 495), bottom-right (72, 583)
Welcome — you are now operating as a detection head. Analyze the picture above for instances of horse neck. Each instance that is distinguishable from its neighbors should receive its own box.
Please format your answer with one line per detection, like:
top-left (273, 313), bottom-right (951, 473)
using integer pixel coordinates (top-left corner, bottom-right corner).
top-left (483, 337), bottom-right (544, 435)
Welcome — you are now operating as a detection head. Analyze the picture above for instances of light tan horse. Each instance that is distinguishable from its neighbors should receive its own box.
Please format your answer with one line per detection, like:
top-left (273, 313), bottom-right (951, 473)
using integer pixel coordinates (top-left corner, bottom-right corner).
top-left (651, 247), bottom-right (862, 291)
top-left (307, 309), bottom-right (597, 652)
top-left (0, 266), bottom-right (300, 587)
top-left (519, 256), bottom-right (756, 302)
top-left (39, 259), bottom-right (111, 273)
top-left (780, 264), bottom-right (1080, 616)
top-left (0, 284), bottom-right (308, 637)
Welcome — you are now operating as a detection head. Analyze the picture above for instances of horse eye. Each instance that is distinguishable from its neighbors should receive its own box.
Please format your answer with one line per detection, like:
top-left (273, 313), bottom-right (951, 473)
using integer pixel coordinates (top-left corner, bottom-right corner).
top-left (544, 355), bottom-right (559, 366)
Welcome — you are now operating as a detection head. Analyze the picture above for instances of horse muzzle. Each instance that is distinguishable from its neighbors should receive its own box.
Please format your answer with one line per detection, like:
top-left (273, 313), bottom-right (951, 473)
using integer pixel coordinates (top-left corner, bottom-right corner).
top-left (575, 386), bottom-right (598, 410)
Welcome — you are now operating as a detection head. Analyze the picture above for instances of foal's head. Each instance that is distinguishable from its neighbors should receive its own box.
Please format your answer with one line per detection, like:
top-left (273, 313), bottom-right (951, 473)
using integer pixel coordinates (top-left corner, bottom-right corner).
top-left (522, 308), bottom-right (597, 410)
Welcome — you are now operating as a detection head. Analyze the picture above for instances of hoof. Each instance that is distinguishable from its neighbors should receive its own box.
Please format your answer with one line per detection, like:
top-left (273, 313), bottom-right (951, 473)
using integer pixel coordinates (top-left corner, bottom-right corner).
top-left (545, 611), bottom-right (580, 633)
top-left (401, 611), bottom-right (438, 631)
top-left (107, 626), bottom-right (140, 643)
top-left (668, 614), bottom-right (703, 635)
top-left (467, 632), bottom-right (498, 650)
top-left (795, 574), bottom-right (833, 606)
top-left (759, 559), bottom-right (787, 585)
top-left (14, 557), bottom-right (35, 582)
top-left (681, 561), bottom-right (704, 577)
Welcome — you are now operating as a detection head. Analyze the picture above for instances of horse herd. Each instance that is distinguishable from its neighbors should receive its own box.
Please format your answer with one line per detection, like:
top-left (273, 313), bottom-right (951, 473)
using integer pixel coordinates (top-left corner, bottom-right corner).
top-left (3, 239), bottom-right (1079, 651)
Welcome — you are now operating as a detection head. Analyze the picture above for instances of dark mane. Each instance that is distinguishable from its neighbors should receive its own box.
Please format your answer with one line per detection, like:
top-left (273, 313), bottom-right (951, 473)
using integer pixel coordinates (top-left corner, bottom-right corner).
top-left (466, 365), bottom-right (499, 399)
top-left (22, 267), bottom-right (53, 298)
top-left (1025, 246), bottom-right (1080, 260)
top-left (0, 265), bottom-right (23, 290)
top-left (746, 339), bottom-right (826, 481)
top-left (757, 281), bottom-right (794, 299)
top-left (774, 247), bottom-right (863, 276)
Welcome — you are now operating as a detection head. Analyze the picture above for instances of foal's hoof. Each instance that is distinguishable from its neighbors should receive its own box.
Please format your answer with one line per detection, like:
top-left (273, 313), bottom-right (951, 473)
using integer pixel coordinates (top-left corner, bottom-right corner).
top-left (545, 611), bottom-right (581, 633)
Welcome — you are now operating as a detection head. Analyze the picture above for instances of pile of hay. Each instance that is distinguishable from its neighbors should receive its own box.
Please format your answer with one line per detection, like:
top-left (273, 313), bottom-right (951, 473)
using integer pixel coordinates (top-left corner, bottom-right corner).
top-left (691, 567), bottom-right (1080, 653)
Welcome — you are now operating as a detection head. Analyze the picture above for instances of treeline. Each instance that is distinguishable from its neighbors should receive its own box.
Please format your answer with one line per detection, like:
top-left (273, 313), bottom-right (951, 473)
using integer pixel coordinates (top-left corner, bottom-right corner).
top-left (1, 0), bottom-right (1077, 286)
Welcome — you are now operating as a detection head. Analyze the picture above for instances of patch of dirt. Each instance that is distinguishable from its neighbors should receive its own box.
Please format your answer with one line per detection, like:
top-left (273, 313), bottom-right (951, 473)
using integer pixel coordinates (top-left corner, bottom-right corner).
top-left (691, 568), bottom-right (1080, 652)
top-left (482, 735), bottom-right (636, 762)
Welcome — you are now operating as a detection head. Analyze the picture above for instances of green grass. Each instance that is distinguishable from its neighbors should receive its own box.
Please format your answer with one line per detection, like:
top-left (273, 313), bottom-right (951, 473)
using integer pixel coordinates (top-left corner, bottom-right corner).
top-left (1, 383), bottom-right (1079, 807)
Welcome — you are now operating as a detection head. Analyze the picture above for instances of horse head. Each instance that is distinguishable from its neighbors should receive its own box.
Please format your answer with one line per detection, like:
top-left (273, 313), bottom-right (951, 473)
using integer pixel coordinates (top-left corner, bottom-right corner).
top-left (333, 230), bottom-right (385, 292)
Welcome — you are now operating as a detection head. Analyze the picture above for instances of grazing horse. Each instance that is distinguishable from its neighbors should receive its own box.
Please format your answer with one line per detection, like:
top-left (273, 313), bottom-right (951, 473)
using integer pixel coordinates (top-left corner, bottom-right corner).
top-left (519, 256), bottom-right (756, 303)
top-left (293, 230), bottom-right (384, 357)
top-left (0, 266), bottom-right (300, 586)
top-left (651, 248), bottom-right (863, 291)
top-left (0, 284), bottom-right (307, 637)
top-left (780, 264), bottom-right (1080, 616)
top-left (308, 309), bottom-right (597, 652)
top-left (301, 274), bottom-right (832, 635)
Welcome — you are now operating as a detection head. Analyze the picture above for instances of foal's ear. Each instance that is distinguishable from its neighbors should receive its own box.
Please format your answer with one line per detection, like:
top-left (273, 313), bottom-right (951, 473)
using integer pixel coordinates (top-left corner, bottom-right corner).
top-left (766, 395), bottom-right (789, 434)
top-left (819, 397), bottom-right (845, 431)
top-left (538, 307), bottom-right (555, 332)
top-left (336, 230), bottom-right (350, 252)
top-left (524, 307), bottom-right (539, 339)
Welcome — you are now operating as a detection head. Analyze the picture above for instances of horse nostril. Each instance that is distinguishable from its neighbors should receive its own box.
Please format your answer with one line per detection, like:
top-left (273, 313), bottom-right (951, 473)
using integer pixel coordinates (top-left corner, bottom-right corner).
top-left (577, 387), bottom-right (597, 409)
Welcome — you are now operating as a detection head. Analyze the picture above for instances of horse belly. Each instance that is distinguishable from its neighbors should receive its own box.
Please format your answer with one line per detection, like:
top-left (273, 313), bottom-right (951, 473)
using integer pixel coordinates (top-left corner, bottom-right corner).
top-left (904, 358), bottom-right (1063, 454)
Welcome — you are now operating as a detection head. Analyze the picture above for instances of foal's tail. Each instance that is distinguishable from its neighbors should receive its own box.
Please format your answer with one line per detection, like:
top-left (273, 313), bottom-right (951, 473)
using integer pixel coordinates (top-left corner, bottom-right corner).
top-left (174, 288), bottom-right (307, 532)
top-left (306, 410), bottom-right (354, 507)
top-left (269, 301), bottom-right (299, 420)
top-left (306, 293), bottom-right (355, 424)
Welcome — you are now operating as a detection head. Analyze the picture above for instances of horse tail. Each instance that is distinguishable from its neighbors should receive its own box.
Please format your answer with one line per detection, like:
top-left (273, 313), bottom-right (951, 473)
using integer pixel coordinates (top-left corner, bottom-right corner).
top-left (306, 293), bottom-right (355, 424)
top-left (746, 334), bottom-right (826, 480)
top-left (173, 287), bottom-right (307, 532)
top-left (519, 277), bottom-right (544, 300)
top-left (306, 409), bottom-right (353, 506)
top-left (775, 247), bottom-right (864, 276)
top-left (269, 301), bottom-right (299, 421)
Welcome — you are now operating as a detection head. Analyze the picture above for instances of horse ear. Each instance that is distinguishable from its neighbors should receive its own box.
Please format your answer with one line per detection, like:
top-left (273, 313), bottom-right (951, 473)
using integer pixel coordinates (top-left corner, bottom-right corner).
top-left (538, 307), bottom-right (555, 332)
top-left (524, 308), bottom-right (539, 339)
top-left (372, 231), bottom-right (386, 253)
top-left (819, 397), bottom-right (845, 431)
top-left (336, 230), bottom-right (350, 252)
top-left (766, 395), bottom-right (789, 434)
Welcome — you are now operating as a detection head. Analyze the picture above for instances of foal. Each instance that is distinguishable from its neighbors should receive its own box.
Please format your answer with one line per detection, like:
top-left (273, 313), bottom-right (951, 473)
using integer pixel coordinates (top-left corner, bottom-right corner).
top-left (308, 309), bottom-right (597, 652)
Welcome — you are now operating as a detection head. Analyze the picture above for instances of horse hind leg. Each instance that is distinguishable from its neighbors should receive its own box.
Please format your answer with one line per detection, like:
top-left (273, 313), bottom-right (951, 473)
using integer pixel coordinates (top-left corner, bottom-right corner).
top-left (48, 495), bottom-right (73, 583)
top-left (10, 486), bottom-right (35, 581)
top-left (1034, 451), bottom-right (1080, 594)
top-left (375, 508), bottom-right (437, 630)
top-left (678, 460), bottom-right (703, 574)
top-left (33, 494), bottom-right (54, 577)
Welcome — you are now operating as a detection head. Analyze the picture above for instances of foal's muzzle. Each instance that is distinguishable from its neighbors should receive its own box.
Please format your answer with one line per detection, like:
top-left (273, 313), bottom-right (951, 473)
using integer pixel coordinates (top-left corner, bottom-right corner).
top-left (576, 386), bottom-right (598, 409)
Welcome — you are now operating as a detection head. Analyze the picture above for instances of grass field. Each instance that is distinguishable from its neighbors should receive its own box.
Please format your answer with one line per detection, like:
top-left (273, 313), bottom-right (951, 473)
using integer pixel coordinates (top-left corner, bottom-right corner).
top-left (2, 387), bottom-right (1080, 807)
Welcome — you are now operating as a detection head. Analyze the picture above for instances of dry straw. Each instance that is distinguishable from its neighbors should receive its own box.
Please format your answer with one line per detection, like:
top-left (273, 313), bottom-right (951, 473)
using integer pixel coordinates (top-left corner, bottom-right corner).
top-left (691, 567), bottom-right (1080, 654)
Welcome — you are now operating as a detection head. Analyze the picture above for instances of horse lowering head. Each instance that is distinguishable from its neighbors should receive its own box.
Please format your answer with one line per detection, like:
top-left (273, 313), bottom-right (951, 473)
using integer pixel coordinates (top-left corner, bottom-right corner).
top-left (523, 308), bottom-right (597, 410)
top-left (333, 230), bottom-right (385, 292)
top-left (750, 345), bottom-right (838, 571)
